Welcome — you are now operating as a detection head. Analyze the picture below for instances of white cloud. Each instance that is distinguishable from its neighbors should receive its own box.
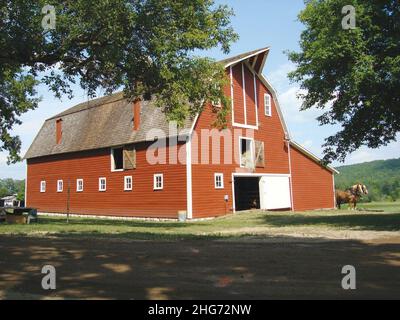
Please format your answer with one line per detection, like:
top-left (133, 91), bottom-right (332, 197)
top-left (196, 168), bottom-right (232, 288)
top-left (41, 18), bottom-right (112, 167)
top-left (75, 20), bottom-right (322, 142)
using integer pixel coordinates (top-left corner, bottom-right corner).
top-left (266, 62), bottom-right (295, 93)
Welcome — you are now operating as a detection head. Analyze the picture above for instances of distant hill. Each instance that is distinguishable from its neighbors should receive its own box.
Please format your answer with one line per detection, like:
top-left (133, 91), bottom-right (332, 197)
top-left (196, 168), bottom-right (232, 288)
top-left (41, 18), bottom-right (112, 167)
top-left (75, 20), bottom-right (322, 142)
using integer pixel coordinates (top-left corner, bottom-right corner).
top-left (335, 158), bottom-right (400, 201)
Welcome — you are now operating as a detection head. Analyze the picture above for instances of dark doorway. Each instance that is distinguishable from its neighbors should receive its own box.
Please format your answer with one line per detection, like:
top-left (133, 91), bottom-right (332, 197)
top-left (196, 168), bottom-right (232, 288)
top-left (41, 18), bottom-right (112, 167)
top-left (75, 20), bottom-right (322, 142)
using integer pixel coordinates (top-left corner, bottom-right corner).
top-left (234, 177), bottom-right (260, 211)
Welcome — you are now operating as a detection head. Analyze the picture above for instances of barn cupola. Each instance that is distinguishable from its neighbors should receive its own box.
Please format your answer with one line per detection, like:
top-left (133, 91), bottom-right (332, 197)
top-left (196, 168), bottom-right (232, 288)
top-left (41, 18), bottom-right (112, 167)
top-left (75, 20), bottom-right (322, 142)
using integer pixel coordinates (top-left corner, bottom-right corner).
top-left (56, 118), bottom-right (62, 144)
top-left (133, 99), bottom-right (141, 131)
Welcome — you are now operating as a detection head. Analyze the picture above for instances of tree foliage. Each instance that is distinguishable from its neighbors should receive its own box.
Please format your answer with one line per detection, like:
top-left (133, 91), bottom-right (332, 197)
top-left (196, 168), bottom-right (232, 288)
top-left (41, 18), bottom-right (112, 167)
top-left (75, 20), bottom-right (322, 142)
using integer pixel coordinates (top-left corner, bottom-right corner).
top-left (0, 0), bottom-right (238, 163)
top-left (0, 178), bottom-right (25, 200)
top-left (335, 158), bottom-right (400, 202)
top-left (288, 0), bottom-right (400, 163)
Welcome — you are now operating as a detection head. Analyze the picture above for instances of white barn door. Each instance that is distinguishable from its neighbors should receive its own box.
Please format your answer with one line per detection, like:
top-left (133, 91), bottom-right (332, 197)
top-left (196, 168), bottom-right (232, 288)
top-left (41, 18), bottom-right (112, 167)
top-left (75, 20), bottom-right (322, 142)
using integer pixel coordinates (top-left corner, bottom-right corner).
top-left (259, 176), bottom-right (291, 210)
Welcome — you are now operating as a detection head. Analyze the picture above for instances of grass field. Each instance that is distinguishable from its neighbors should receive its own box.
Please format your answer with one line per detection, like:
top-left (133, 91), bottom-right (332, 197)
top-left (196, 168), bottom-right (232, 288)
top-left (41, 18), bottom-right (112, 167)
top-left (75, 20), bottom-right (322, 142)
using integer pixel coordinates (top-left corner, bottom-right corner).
top-left (0, 202), bottom-right (399, 240)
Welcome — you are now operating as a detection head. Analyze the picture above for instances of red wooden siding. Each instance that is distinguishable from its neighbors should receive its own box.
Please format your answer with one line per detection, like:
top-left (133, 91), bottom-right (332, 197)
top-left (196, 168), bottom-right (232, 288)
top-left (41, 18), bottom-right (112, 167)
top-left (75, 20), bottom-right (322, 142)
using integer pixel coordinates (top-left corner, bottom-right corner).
top-left (231, 64), bottom-right (245, 125)
top-left (243, 65), bottom-right (257, 127)
top-left (191, 66), bottom-right (290, 218)
top-left (27, 142), bottom-right (187, 218)
top-left (231, 63), bottom-right (258, 127)
top-left (290, 146), bottom-right (335, 211)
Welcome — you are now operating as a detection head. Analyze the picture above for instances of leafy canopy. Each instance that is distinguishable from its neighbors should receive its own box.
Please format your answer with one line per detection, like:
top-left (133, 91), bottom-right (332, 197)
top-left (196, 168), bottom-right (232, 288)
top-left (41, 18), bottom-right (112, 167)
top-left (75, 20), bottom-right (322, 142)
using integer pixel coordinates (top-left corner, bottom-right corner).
top-left (288, 0), bottom-right (399, 163)
top-left (0, 0), bottom-right (238, 163)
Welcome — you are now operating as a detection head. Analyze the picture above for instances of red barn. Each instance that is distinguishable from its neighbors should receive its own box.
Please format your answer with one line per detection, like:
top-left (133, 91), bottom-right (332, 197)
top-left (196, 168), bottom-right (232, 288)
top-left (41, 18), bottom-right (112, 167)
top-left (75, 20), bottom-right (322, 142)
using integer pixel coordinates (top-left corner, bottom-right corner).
top-left (25, 47), bottom-right (338, 219)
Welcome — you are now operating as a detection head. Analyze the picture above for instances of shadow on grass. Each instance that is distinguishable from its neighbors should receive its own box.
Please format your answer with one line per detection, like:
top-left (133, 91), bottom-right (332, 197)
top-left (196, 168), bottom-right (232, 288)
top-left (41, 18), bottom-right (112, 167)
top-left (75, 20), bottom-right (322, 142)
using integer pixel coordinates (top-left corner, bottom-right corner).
top-left (37, 217), bottom-right (195, 229)
top-left (259, 213), bottom-right (400, 231)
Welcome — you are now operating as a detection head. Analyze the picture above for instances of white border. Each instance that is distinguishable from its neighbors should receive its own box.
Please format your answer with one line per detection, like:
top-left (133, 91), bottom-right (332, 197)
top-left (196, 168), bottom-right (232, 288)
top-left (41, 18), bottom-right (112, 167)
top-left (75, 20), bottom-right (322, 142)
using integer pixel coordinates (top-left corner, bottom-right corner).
top-left (76, 179), bottom-right (84, 192)
top-left (239, 136), bottom-right (255, 168)
top-left (153, 173), bottom-right (163, 190)
top-left (99, 177), bottom-right (106, 192)
top-left (40, 180), bottom-right (46, 193)
top-left (186, 136), bottom-right (193, 218)
top-left (110, 147), bottom-right (124, 172)
top-left (214, 173), bottom-right (224, 189)
top-left (124, 176), bottom-right (133, 191)
top-left (57, 179), bottom-right (63, 192)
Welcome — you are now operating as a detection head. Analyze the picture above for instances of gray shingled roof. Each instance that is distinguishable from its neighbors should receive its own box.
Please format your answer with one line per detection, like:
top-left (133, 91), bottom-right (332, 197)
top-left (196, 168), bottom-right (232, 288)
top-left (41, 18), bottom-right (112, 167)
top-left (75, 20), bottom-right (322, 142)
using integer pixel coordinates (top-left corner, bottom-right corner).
top-left (25, 47), bottom-right (269, 159)
top-left (24, 95), bottom-right (193, 159)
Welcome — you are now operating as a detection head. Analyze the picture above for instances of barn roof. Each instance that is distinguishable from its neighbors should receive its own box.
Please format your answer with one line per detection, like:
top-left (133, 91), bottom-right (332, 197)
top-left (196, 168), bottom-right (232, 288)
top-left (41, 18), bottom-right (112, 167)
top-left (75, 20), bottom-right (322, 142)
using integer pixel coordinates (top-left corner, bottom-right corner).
top-left (24, 95), bottom-right (193, 159)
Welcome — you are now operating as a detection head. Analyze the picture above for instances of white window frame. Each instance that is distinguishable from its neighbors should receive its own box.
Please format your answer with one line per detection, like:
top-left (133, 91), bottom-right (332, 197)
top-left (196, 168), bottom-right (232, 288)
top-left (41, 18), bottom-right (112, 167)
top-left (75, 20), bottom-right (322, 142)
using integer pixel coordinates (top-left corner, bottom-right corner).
top-left (40, 181), bottom-right (46, 193)
top-left (99, 177), bottom-right (107, 192)
top-left (124, 176), bottom-right (133, 191)
top-left (153, 174), bottom-right (164, 190)
top-left (76, 179), bottom-right (84, 192)
top-left (214, 173), bottom-right (224, 189)
top-left (264, 93), bottom-right (272, 117)
top-left (57, 180), bottom-right (63, 192)
top-left (111, 147), bottom-right (124, 172)
top-left (239, 137), bottom-right (255, 168)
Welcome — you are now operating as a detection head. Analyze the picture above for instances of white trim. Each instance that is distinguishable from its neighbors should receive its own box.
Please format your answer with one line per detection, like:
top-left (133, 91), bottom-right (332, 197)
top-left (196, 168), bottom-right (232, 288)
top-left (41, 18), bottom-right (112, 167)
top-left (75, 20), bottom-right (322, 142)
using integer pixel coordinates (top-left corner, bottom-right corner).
top-left (230, 66), bottom-right (235, 126)
top-left (57, 179), bottom-right (63, 192)
top-left (40, 180), bottom-right (46, 193)
top-left (214, 173), bottom-right (224, 189)
top-left (253, 72), bottom-right (259, 127)
top-left (264, 93), bottom-right (272, 117)
top-left (287, 141), bottom-right (295, 211)
top-left (99, 177), bottom-right (106, 192)
top-left (332, 172), bottom-right (337, 209)
top-left (124, 176), bottom-right (133, 191)
top-left (233, 173), bottom-right (291, 178)
top-left (76, 179), bottom-right (84, 192)
top-left (259, 51), bottom-right (268, 73)
top-left (232, 122), bottom-right (258, 130)
top-left (241, 63), bottom-right (247, 125)
top-left (25, 161), bottom-right (28, 205)
top-left (239, 136), bottom-right (255, 169)
top-left (110, 147), bottom-right (124, 172)
top-left (231, 173), bottom-right (236, 213)
top-left (223, 47), bottom-right (270, 68)
top-left (186, 136), bottom-right (193, 219)
top-left (153, 173), bottom-right (163, 190)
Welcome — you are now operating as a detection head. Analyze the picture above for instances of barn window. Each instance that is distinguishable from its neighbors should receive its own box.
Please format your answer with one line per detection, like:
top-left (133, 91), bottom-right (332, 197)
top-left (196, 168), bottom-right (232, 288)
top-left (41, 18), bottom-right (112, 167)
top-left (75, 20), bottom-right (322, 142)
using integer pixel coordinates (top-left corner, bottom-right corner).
top-left (111, 147), bottom-right (124, 171)
top-left (264, 93), bottom-right (272, 116)
top-left (239, 137), bottom-right (255, 169)
top-left (214, 173), bottom-right (224, 189)
top-left (76, 179), bottom-right (84, 192)
top-left (154, 174), bottom-right (163, 190)
top-left (40, 181), bottom-right (46, 193)
top-left (124, 176), bottom-right (132, 191)
top-left (99, 177), bottom-right (107, 191)
top-left (57, 180), bottom-right (63, 192)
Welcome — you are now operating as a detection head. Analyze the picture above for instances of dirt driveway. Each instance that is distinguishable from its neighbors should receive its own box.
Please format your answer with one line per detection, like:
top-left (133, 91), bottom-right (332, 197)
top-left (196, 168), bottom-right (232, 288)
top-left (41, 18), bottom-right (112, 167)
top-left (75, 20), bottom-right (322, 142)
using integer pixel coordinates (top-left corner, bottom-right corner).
top-left (0, 235), bottom-right (399, 299)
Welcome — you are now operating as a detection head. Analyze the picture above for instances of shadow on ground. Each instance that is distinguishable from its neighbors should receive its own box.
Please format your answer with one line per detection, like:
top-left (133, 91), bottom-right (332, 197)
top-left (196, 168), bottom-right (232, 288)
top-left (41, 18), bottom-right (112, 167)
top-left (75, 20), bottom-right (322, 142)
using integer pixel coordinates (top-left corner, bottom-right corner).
top-left (259, 213), bottom-right (400, 231)
top-left (0, 234), bottom-right (399, 299)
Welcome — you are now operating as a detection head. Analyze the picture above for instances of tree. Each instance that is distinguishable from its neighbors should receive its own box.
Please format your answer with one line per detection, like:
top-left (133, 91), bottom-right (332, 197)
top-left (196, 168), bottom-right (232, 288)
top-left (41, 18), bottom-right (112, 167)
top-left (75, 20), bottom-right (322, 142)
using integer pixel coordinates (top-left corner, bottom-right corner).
top-left (0, 0), bottom-right (238, 163)
top-left (287, 0), bottom-right (399, 163)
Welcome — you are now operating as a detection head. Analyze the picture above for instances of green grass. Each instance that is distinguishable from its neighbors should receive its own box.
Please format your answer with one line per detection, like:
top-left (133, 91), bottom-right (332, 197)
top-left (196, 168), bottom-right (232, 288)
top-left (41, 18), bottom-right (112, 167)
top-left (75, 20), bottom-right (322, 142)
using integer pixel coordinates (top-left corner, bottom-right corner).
top-left (0, 202), bottom-right (399, 240)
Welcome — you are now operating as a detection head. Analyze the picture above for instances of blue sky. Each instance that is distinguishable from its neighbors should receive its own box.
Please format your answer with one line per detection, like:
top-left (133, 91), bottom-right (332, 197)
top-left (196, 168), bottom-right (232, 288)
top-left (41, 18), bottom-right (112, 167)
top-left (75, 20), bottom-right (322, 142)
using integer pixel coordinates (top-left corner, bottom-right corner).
top-left (0, 0), bottom-right (398, 179)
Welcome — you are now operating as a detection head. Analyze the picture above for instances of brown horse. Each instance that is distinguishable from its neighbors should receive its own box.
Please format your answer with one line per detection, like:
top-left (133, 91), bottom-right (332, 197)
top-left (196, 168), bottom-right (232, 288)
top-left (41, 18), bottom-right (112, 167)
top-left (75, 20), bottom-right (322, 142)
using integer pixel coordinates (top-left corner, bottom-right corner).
top-left (335, 183), bottom-right (368, 210)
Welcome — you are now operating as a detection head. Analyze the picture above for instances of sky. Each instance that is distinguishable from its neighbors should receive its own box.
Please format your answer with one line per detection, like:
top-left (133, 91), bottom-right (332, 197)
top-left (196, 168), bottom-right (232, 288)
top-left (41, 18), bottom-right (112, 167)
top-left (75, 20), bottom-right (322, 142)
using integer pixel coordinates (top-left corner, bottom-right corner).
top-left (0, 0), bottom-right (398, 179)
